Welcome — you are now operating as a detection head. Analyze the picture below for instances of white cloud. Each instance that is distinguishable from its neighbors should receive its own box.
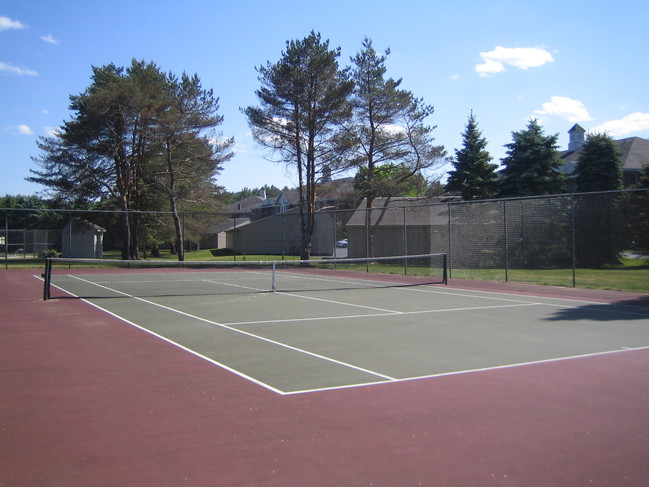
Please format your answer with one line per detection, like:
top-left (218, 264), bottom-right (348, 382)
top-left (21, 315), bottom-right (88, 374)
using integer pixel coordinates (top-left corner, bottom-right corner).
top-left (382, 123), bottom-right (407, 135)
top-left (476, 59), bottom-right (506, 76)
top-left (3, 124), bottom-right (34, 135)
top-left (44, 126), bottom-right (60, 137)
top-left (0, 16), bottom-right (27, 31)
top-left (591, 113), bottom-right (649, 137)
top-left (535, 96), bottom-right (592, 123)
top-left (476, 46), bottom-right (554, 76)
top-left (0, 61), bottom-right (38, 76)
top-left (41, 34), bottom-right (59, 45)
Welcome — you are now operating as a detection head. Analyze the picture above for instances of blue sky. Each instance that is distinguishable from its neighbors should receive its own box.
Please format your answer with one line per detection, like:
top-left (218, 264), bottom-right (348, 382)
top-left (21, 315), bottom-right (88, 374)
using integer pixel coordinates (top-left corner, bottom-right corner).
top-left (2, 0), bottom-right (648, 197)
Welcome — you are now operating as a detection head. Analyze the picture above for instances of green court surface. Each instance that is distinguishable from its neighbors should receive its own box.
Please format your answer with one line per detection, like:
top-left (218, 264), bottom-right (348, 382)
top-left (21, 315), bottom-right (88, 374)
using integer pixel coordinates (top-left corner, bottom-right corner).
top-left (75, 282), bottom-right (649, 395)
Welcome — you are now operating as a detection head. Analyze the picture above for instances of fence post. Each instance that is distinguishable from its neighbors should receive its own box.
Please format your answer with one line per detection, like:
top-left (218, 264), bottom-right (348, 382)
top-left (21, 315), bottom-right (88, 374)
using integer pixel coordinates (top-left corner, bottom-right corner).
top-left (403, 207), bottom-right (408, 275)
top-left (3, 211), bottom-right (8, 269)
top-left (443, 253), bottom-right (448, 285)
top-left (233, 216), bottom-right (237, 262)
top-left (281, 213), bottom-right (285, 260)
top-left (365, 207), bottom-right (370, 271)
top-left (447, 203), bottom-right (452, 279)
top-left (503, 200), bottom-right (509, 282)
top-left (67, 211), bottom-right (72, 258)
top-left (332, 209), bottom-right (336, 258)
top-left (571, 193), bottom-right (576, 287)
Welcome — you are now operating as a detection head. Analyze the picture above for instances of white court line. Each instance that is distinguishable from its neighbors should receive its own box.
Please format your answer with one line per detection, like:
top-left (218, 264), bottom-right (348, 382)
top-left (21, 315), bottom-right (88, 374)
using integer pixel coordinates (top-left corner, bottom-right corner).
top-left (396, 285), bottom-right (547, 304)
top-left (82, 298), bottom-right (287, 394)
top-left (398, 285), bottom-right (649, 319)
top-left (129, 296), bottom-right (397, 381)
top-left (403, 285), bottom-right (649, 318)
top-left (66, 275), bottom-right (397, 388)
top-left (46, 277), bottom-right (285, 393)
top-left (203, 279), bottom-right (269, 293)
top-left (225, 302), bottom-right (540, 326)
top-left (430, 284), bottom-right (649, 308)
top-left (283, 344), bottom-right (649, 395)
top-left (271, 290), bottom-right (403, 314)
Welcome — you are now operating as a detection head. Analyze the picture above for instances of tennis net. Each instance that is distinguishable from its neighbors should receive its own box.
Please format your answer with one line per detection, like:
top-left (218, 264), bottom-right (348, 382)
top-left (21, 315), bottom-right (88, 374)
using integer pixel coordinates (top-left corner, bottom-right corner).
top-left (43, 253), bottom-right (447, 300)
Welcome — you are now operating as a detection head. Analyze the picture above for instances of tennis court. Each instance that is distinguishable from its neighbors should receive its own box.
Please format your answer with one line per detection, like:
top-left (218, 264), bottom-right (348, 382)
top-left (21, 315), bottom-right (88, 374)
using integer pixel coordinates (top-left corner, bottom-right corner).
top-left (2, 260), bottom-right (649, 486)
top-left (43, 256), bottom-right (649, 394)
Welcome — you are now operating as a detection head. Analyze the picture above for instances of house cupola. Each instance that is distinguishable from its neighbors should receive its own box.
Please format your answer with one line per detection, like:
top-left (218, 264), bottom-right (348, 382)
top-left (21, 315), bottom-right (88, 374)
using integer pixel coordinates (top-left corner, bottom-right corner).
top-left (568, 124), bottom-right (585, 151)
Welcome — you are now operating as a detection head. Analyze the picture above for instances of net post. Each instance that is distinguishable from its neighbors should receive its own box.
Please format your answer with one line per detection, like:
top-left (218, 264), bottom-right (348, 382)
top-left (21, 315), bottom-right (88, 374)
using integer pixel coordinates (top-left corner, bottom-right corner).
top-left (43, 257), bottom-right (52, 300)
top-left (271, 262), bottom-right (277, 292)
top-left (443, 253), bottom-right (448, 285)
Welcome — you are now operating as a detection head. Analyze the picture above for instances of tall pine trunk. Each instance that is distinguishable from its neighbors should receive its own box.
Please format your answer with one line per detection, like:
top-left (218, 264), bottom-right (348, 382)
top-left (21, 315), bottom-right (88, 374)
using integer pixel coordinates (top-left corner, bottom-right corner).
top-left (166, 143), bottom-right (184, 261)
top-left (119, 195), bottom-right (131, 260)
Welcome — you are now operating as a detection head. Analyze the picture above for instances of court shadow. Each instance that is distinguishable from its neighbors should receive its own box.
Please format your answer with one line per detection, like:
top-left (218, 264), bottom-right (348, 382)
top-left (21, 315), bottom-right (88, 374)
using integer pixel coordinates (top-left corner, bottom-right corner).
top-left (544, 297), bottom-right (649, 322)
top-left (612, 295), bottom-right (649, 308)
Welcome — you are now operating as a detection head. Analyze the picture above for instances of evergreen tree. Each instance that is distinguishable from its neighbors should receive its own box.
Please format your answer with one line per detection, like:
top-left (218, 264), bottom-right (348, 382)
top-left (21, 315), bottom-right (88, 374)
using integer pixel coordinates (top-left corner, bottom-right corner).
top-left (640, 164), bottom-right (649, 188)
top-left (573, 132), bottom-right (623, 192)
top-left (345, 38), bottom-right (446, 206)
top-left (571, 134), bottom-right (624, 267)
top-left (30, 62), bottom-right (160, 259)
top-left (446, 112), bottom-right (497, 200)
top-left (0, 194), bottom-right (60, 230)
top-left (154, 72), bottom-right (234, 260)
top-left (499, 119), bottom-right (566, 197)
top-left (29, 60), bottom-right (232, 259)
top-left (243, 31), bottom-right (354, 259)
top-left (228, 185), bottom-right (282, 203)
top-left (627, 164), bottom-right (649, 252)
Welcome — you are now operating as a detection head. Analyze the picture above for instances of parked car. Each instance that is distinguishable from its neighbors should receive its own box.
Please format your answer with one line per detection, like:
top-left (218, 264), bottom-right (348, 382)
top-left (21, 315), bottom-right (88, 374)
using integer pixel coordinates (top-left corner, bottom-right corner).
top-left (335, 238), bottom-right (348, 248)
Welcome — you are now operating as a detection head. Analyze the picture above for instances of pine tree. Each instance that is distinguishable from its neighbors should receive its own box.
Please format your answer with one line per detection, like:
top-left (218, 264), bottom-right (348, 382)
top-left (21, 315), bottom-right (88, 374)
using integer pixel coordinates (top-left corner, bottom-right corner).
top-left (29, 60), bottom-right (232, 260)
top-left (626, 163), bottom-right (649, 253)
top-left (499, 119), bottom-right (566, 197)
top-left (155, 72), bottom-right (234, 260)
top-left (346, 38), bottom-right (446, 207)
top-left (573, 133), bottom-right (623, 192)
top-left (243, 31), bottom-right (354, 259)
top-left (446, 112), bottom-right (497, 200)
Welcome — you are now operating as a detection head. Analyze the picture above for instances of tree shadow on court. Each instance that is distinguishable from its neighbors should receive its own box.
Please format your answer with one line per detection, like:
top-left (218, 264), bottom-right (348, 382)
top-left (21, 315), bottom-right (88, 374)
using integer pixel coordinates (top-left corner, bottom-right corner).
top-left (544, 296), bottom-right (649, 322)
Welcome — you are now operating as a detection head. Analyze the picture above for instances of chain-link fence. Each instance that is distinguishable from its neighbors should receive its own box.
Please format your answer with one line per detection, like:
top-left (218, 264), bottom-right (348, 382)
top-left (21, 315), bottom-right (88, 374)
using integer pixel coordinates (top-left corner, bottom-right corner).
top-left (3, 189), bottom-right (648, 288)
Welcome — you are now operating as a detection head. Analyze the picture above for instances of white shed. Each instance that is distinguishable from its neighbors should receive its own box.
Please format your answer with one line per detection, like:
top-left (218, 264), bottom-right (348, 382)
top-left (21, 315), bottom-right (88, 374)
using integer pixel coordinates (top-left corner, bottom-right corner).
top-left (62, 220), bottom-right (105, 258)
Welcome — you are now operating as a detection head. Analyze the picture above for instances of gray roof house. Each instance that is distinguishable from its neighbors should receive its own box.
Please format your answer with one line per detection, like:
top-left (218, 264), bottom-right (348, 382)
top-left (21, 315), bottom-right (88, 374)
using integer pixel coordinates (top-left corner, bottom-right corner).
top-left (251, 189), bottom-right (302, 220)
top-left (559, 124), bottom-right (649, 190)
top-left (227, 190), bottom-right (266, 219)
top-left (200, 218), bottom-right (251, 249)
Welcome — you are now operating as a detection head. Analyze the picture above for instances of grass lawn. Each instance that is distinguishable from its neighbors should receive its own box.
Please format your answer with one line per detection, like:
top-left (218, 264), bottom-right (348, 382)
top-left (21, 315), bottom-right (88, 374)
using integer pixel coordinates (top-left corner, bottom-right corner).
top-left (449, 258), bottom-right (649, 293)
